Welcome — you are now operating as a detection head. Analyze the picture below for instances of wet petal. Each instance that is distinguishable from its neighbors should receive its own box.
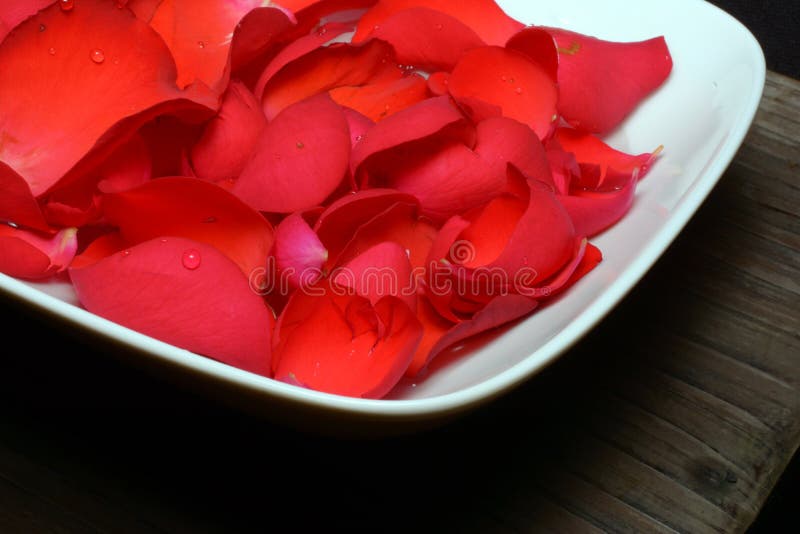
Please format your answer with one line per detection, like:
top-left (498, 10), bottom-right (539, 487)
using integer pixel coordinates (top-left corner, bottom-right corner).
top-left (559, 175), bottom-right (638, 237)
top-left (190, 80), bottom-right (267, 184)
top-left (351, 95), bottom-right (467, 172)
top-left (367, 7), bottom-right (485, 71)
top-left (260, 39), bottom-right (400, 120)
top-left (0, 162), bottom-right (49, 232)
top-left (254, 21), bottom-right (355, 99)
top-left (314, 189), bottom-right (418, 264)
top-left (70, 237), bottom-right (274, 376)
top-left (103, 177), bottom-right (275, 277)
top-left (0, 0), bottom-right (216, 197)
top-left (553, 127), bottom-right (661, 187)
top-left (330, 74), bottom-right (429, 122)
top-left (354, 0), bottom-right (523, 46)
top-left (272, 281), bottom-right (422, 398)
top-left (544, 27), bottom-right (672, 133)
top-left (234, 93), bottom-right (351, 213)
top-left (474, 116), bottom-right (553, 187)
top-left (505, 27), bottom-right (559, 83)
top-left (448, 46), bottom-right (558, 140)
top-left (273, 212), bottom-right (328, 289)
top-left (0, 225), bottom-right (77, 280)
top-left (146, 1), bottom-right (293, 92)
top-left (0, 0), bottom-right (52, 42)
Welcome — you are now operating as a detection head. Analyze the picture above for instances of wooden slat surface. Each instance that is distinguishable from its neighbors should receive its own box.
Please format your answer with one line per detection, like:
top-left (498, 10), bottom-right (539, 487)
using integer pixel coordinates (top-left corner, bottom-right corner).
top-left (0, 71), bottom-right (797, 533)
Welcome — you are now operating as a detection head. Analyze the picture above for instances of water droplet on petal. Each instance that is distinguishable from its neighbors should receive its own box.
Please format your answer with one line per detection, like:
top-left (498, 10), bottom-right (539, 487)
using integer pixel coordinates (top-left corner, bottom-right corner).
top-left (90, 49), bottom-right (105, 64)
top-left (160, 238), bottom-right (168, 243)
top-left (121, 250), bottom-right (131, 258)
top-left (500, 75), bottom-right (507, 82)
top-left (48, 47), bottom-right (56, 56)
top-left (182, 249), bottom-right (201, 270)
top-left (435, 24), bottom-right (443, 30)
top-left (296, 141), bottom-right (304, 149)
top-left (515, 87), bottom-right (523, 95)
top-left (60, 0), bottom-right (74, 12)
top-left (198, 41), bottom-right (206, 49)
top-left (354, 134), bottom-right (363, 142)
top-left (317, 27), bottom-right (327, 36)
top-left (39, 24), bottom-right (46, 32)
top-left (6, 221), bottom-right (19, 229)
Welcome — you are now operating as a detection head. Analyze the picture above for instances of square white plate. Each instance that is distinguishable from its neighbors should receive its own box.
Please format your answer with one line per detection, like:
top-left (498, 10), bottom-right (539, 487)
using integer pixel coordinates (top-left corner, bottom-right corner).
top-left (0, 0), bottom-right (765, 426)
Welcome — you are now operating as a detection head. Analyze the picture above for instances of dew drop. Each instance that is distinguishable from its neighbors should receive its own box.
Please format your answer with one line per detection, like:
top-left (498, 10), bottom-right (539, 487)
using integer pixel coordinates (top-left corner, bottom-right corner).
top-left (354, 134), bottom-right (364, 142)
top-left (60, 0), bottom-right (74, 12)
top-left (48, 47), bottom-right (56, 56)
top-left (514, 87), bottom-right (523, 95)
top-left (182, 249), bottom-right (201, 270)
top-left (198, 40), bottom-right (206, 49)
top-left (435, 23), bottom-right (443, 30)
top-left (121, 250), bottom-right (131, 258)
top-left (6, 221), bottom-right (19, 229)
top-left (296, 141), bottom-right (305, 149)
top-left (500, 75), bottom-right (507, 82)
top-left (160, 238), bottom-right (168, 243)
top-left (39, 24), bottom-right (46, 32)
top-left (90, 49), bottom-right (105, 64)
top-left (317, 26), bottom-right (328, 36)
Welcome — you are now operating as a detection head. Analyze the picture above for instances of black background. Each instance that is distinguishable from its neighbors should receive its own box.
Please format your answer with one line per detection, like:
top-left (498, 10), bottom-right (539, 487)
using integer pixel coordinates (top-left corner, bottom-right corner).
top-left (1, 1), bottom-right (797, 532)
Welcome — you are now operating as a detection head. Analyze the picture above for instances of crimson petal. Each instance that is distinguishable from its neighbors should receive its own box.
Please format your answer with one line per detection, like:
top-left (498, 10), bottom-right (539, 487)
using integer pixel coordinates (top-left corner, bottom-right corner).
top-left (334, 241), bottom-right (416, 310)
top-left (353, 0), bottom-right (523, 46)
top-left (234, 93), bottom-right (351, 213)
top-left (190, 80), bottom-right (267, 184)
top-left (559, 175), bottom-right (638, 237)
top-left (272, 281), bottom-right (422, 398)
top-left (0, 162), bottom-right (49, 232)
top-left (544, 27), bottom-right (672, 134)
top-left (0, 0), bottom-right (52, 42)
top-left (330, 74), bottom-right (429, 122)
top-left (0, 225), bottom-right (76, 280)
top-left (367, 7), bottom-right (485, 71)
top-left (448, 46), bottom-right (558, 140)
top-left (273, 212), bottom-right (328, 289)
top-left (103, 177), bottom-right (274, 277)
top-left (0, 0), bottom-right (215, 197)
top-left (70, 237), bottom-right (274, 376)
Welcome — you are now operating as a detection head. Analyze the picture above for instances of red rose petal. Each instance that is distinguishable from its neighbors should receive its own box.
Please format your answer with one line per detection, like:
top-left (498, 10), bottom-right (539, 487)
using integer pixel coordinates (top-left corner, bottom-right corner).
top-left (329, 74), bottom-right (429, 122)
top-left (103, 177), bottom-right (274, 277)
top-left (559, 175), bottom-right (638, 237)
top-left (260, 39), bottom-right (400, 120)
top-left (228, 5), bottom-right (297, 75)
top-left (505, 27), bottom-right (559, 83)
top-left (315, 189), bottom-right (418, 264)
top-left (146, 1), bottom-right (293, 92)
top-left (408, 293), bottom-right (537, 376)
top-left (0, 225), bottom-right (77, 280)
top-left (448, 46), bottom-right (558, 140)
top-left (353, 0), bottom-right (523, 46)
top-left (553, 127), bottom-right (661, 186)
top-left (272, 281), bottom-right (422, 398)
top-left (334, 241), bottom-right (416, 310)
top-left (273, 212), bottom-right (328, 289)
top-left (334, 200), bottom-right (437, 271)
top-left (427, 71), bottom-right (450, 96)
top-left (71, 232), bottom-right (127, 270)
top-left (367, 7), bottom-right (485, 71)
top-left (0, 0), bottom-right (215, 197)
top-left (544, 27), bottom-right (672, 134)
top-left (351, 95), bottom-right (467, 173)
top-left (0, 0), bottom-right (52, 42)
top-left (0, 162), bottom-right (50, 232)
top-left (189, 80), bottom-right (267, 184)
top-left (70, 237), bottom-right (274, 376)
top-left (474, 116), bottom-right (553, 187)
top-left (254, 21), bottom-right (354, 99)
top-left (234, 93), bottom-right (351, 213)
top-left (342, 107), bottom-right (375, 149)
top-left (96, 133), bottom-right (153, 194)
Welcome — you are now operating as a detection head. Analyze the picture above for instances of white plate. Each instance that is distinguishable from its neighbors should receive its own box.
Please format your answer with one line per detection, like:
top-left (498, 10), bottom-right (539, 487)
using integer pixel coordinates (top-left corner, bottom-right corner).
top-left (0, 0), bottom-right (765, 427)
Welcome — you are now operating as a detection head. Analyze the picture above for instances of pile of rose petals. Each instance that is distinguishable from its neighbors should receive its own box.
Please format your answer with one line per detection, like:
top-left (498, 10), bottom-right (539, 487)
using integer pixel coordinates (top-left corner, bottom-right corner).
top-left (0, 0), bottom-right (672, 399)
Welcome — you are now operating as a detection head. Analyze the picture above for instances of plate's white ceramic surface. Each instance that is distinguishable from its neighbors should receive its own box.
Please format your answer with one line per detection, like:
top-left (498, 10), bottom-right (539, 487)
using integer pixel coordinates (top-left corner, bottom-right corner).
top-left (0, 0), bottom-right (765, 423)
